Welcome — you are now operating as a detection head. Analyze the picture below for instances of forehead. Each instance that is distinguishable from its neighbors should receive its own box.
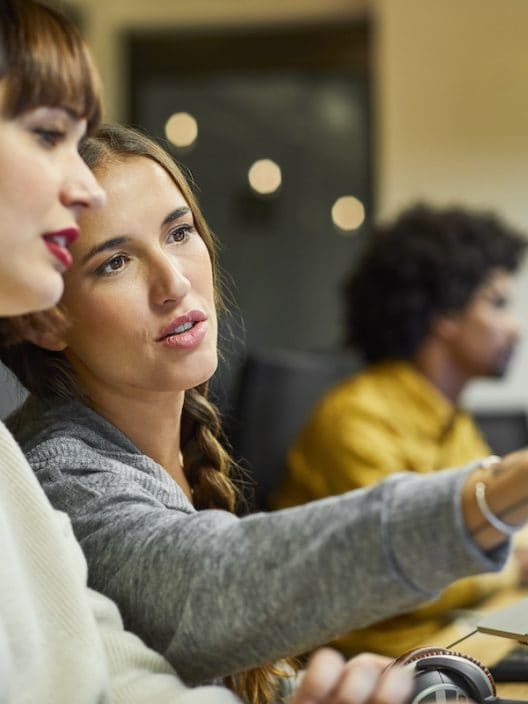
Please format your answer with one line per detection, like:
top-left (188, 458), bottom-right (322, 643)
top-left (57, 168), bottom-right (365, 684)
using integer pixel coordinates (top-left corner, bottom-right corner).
top-left (478, 268), bottom-right (513, 293)
top-left (79, 156), bottom-right (189, 237)
top-left (96, 156), bottom-right (185, 201)
top-left (458, 269), bottom-right (514, 322)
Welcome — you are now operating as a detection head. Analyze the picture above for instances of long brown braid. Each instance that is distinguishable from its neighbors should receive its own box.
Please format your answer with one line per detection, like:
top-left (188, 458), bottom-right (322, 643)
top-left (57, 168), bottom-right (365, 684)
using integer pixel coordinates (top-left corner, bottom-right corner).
top-left (180, 382), bottom-right (297, 703)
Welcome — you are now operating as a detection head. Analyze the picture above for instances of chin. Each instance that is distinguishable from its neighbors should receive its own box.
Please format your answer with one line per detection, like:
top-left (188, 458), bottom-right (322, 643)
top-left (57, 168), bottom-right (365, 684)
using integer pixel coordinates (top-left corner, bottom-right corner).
top-left (193, 361), bottom-right (218, 387)
top-left (180, 353), bottom-right (218, 390)
top-left (491, 349), bottom-right (516, 378)
top-left (6, 276), bottom-right (63, 316)
top-left (33, 269), bottom-right (64, 309)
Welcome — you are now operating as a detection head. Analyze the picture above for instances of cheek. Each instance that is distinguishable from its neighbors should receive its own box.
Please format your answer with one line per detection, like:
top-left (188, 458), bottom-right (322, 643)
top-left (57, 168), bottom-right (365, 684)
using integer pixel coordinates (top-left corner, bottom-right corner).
top-left (476, 316), bottom-right (508, 345)
top-left (188, 247), bottom-right (216, 305)
top-left (0, 166), bottom-right (54, 230)
top-left (64, 291), bottom-right (134, 354)
top-left (19, 151), bottom-right (59, 219)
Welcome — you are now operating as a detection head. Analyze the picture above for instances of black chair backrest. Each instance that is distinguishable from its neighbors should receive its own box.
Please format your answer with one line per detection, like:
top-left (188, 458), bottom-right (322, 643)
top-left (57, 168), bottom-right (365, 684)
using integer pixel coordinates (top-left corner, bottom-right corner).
top-left (229, 348), bottom-right (361, 511)
top-left (473, 409), bottom-right (528, 457)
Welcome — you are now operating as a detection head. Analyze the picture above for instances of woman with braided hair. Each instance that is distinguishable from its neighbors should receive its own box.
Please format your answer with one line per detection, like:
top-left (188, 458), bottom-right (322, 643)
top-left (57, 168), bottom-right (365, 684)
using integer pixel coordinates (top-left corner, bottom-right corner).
top-left (4, 122), bottom-right (528, 703)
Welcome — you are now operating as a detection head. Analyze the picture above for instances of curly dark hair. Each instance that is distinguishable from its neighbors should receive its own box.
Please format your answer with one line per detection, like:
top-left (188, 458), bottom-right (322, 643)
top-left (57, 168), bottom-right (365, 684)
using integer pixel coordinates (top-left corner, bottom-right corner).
top-left (343, 203), bottom-right (527, 363)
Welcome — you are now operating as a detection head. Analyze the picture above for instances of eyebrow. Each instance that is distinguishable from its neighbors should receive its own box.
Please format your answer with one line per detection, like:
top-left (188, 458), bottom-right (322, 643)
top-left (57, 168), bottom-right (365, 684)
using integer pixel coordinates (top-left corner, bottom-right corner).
top-left (81, 236), bottom-right (130, 264)
top-left (80, 208), bottom-right (192, 265)
top-left (162, 207), bottom-right (192, 227)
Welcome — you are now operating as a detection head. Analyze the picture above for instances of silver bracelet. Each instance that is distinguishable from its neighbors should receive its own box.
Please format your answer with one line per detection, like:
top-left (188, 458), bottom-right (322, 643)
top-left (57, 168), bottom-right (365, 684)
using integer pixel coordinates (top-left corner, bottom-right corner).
top-left (474, 481), bottom-right (522, 536)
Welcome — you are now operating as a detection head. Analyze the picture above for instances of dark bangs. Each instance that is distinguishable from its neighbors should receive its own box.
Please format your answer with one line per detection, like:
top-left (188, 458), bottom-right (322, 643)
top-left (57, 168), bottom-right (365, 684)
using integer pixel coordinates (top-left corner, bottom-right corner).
top-left (1, 1), bottom-right (102, 132)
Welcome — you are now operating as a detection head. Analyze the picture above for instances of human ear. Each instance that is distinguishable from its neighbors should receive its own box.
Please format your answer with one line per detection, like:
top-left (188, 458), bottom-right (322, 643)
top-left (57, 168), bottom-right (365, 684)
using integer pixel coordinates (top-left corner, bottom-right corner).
top-left (430, 313), bottom-right (461, 341)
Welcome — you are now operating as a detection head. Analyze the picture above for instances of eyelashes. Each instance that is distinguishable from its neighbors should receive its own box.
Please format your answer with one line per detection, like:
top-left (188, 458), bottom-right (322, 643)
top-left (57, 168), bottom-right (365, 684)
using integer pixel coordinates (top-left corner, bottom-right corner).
top-left (92, 227), bottom-right (196, 277)
top-left (94, 254), bottom-right (130, 277)
top-left (33, 128), bottom-right (66, 147)
top-left (167, 224), bottom-right (194, 243)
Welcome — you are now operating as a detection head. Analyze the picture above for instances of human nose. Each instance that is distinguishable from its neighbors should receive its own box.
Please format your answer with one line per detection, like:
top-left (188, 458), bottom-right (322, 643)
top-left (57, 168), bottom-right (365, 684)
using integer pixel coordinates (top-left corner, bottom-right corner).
top-left (150, 253), bottom-right (191, 307)
top-left (60, 152), bottom-right (106, 214)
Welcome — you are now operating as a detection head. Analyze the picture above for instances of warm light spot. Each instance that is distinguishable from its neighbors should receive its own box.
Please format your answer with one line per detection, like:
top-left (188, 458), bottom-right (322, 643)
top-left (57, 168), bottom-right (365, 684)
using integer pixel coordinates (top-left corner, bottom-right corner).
top-left (165, 112), bottom-right (198, 148)
top-left (248, 159), bottom-right (282, 196)
top-left (331, 196), bottom-right (365, 232)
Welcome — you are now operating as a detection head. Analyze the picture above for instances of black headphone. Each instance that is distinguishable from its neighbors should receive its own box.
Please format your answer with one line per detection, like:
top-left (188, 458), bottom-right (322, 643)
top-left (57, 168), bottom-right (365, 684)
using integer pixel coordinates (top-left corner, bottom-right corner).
top-left (388, 646), bottom-right (527, 703)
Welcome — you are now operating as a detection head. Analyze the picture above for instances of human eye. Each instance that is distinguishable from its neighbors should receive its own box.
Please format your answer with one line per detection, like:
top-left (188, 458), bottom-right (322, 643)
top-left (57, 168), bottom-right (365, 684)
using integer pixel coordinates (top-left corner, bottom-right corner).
top-left (483, 290), bottom-right (509, 308)
top-left (167, 224), bottom-right (195, 244)
top-left (94, 254), bottom-right (130, 277)
top-left (33, 127), bottom-right (66, 148)
top-left (492, 295), bottom-right (508, 309)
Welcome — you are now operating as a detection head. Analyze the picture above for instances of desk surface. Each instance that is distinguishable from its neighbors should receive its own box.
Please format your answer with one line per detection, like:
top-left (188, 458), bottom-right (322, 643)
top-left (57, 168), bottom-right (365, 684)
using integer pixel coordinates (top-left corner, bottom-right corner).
top-left (419, 587), bottom-right (528, 698)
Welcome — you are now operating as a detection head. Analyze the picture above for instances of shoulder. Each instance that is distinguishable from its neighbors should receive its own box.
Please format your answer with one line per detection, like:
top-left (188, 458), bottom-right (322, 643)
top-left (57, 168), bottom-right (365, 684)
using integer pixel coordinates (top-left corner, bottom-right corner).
top-left (10, 396), bottom-right (138, 456)
top-left (25, 436), bottom-right (133, 507)
top-left (27, 435), bottom-right (112, 474)
top-left (26, 435), bottom-right (194, 516)
top-left (312, 365), bottom-right (394, 424)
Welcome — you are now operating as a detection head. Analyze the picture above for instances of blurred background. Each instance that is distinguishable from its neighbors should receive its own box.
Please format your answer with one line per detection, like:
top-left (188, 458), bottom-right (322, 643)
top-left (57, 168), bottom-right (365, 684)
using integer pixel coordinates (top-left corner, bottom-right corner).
top-left (3, 0), bottom-right (528, 431)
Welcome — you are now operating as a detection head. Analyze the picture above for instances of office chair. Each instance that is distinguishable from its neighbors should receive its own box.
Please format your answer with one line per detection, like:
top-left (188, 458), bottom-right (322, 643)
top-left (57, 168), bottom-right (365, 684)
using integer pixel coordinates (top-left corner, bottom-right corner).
top-left (229, 347), bottom-right (361, 511)
top-left (473, 409), bottom-right (528, 457)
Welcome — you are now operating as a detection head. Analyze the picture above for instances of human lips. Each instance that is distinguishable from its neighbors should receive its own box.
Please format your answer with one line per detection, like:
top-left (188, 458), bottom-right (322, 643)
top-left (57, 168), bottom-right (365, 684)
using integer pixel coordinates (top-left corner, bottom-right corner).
top-left (42, 227), bottom-right (80, 270)
top-left (156, 310), bottom-right (208, 350)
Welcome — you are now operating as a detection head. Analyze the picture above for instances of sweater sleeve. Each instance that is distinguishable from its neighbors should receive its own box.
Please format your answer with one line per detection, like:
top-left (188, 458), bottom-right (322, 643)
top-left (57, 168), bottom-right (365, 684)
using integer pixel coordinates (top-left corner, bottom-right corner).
top-left (89, 587), bottom-right (239, 704)
top-left (0, 621), bottom-right (11, 704)
top-left (31, 446), bottom-right (510, 686)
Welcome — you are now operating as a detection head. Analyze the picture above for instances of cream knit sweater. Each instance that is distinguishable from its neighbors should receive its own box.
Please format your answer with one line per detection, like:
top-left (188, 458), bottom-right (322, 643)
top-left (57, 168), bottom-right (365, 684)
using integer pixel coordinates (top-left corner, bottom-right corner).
top-left (0, 420), bottom-right (238, 704)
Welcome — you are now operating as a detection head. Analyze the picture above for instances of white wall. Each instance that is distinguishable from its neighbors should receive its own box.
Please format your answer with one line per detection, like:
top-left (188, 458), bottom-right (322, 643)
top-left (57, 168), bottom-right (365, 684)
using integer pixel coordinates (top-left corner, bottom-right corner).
top-left (373, 0), bottom-right (528, 409)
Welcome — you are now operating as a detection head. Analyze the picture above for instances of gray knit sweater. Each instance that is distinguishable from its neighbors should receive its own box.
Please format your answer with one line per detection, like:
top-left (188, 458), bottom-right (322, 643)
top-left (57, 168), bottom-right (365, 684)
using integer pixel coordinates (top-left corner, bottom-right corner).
top-left (11, 397), bottom-right (509, 686)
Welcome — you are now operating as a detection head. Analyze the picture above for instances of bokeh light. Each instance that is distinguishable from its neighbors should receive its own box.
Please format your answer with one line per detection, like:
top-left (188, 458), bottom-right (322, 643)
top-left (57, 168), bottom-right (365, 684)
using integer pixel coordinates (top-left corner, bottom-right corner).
top-left (248, 159), bottom-right (282, 196)
top-left (331, 196), bottom-right (365, 233)
top-left (165, 112), bottom-right (198, 149)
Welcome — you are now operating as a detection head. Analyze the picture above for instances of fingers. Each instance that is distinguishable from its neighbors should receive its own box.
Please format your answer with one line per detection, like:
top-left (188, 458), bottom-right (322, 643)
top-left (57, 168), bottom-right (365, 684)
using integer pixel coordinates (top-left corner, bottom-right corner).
top-left (293, 648), bottom-right (346, 704)
top-left (292, 649), bottom-right (414, 704)
top-left (332, 653), bottom-right (413, 704)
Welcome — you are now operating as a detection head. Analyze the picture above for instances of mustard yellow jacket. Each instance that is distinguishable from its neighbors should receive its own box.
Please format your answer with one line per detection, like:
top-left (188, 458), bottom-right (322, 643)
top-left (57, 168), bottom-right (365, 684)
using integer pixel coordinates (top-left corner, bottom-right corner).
top-left (272, 360), bottom-right (519, 656)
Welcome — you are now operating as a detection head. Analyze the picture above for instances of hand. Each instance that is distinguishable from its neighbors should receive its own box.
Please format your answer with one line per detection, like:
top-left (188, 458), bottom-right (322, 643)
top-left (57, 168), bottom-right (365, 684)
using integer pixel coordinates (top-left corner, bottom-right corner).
top-left (461, 449), bottom-right (528, 550)
top-left (292, 648), bottom-right (413, 704)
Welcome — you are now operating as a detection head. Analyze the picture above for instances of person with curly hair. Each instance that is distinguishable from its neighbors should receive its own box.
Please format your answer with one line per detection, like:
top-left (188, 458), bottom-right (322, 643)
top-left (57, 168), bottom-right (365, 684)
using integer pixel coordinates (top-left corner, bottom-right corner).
top-left (273, 203), bottom-right (528, 658)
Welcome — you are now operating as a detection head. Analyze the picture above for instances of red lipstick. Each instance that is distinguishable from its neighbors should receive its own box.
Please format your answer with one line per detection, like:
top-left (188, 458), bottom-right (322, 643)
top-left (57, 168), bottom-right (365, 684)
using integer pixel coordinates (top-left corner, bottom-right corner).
top-left (43, 227), bottom-right (79, 270)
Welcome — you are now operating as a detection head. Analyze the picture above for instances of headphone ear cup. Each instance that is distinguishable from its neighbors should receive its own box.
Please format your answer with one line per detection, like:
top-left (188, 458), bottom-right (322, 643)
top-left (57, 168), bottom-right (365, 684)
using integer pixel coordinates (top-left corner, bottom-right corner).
top-left (388, 647), bottom-right (496, 703)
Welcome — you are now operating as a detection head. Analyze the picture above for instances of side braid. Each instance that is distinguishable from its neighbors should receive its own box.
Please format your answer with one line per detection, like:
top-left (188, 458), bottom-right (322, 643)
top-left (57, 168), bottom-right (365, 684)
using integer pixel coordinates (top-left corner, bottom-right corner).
top-left (181, 383), bottom-right (236, 511)
top-left (181, 384), bottom-right (299, 704)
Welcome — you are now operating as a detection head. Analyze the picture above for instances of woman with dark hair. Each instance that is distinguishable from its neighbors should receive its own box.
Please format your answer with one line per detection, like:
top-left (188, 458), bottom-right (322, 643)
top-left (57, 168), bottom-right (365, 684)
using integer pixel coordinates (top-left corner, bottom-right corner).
top-left (0, 1), bottom-right (123, 700)
top-left (0, 3), bottom-right (416, 703)
top-left (4, 122), bottom-right (528, 703)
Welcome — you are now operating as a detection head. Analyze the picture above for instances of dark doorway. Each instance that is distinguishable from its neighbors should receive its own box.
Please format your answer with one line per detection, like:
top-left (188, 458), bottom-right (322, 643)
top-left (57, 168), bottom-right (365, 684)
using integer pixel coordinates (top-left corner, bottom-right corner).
top-left (127, 21), bottom-right (372, 419)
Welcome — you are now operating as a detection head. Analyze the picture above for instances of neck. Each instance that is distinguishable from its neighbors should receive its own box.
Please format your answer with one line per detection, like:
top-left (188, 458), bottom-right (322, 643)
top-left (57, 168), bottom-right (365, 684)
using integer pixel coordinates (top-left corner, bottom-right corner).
top-left (413, 342), bottom-right (469, 404)
top-left (78, 377), bottom-right (191, 500)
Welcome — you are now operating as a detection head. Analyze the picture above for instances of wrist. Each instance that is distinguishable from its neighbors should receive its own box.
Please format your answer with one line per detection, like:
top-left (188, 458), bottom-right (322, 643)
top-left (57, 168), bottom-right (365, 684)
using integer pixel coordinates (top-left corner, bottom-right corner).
top-left (475, 479), bottom-right (523, 536)
top-left (462, 453), bottom-right (528, 550)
